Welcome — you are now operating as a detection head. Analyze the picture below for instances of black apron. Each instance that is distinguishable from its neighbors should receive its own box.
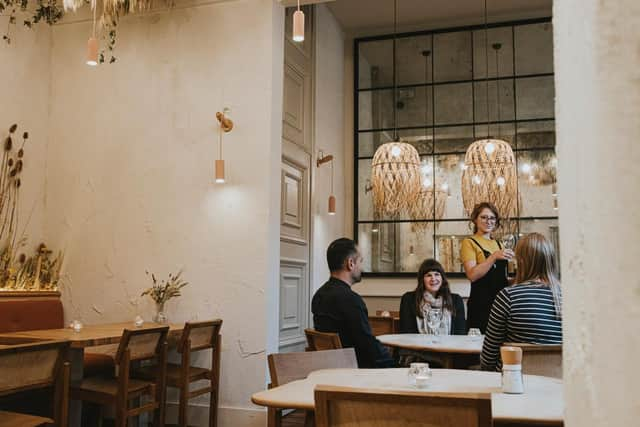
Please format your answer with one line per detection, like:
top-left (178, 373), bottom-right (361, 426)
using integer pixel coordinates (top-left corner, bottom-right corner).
top-left (466, 237), bottom-right (509, 333)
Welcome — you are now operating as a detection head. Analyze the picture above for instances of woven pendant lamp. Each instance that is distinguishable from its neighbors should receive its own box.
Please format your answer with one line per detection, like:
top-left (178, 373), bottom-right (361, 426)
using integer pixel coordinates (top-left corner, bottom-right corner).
top-left (461, 138), bottom-right (517, 218)
top-left (371, 142), bottom-right (421, 218)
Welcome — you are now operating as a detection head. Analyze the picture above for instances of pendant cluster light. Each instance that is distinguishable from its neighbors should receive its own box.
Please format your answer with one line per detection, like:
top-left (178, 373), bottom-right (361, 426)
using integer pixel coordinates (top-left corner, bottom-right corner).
top-left (293, 0), bottom-right (304, 42)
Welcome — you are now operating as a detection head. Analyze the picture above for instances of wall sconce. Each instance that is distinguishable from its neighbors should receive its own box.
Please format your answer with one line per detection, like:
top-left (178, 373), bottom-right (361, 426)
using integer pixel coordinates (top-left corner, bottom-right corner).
top-left (215, 108), bottom-right (233, 184)
top-left (317, 150), bottom-right (336, 215)
top-left (293, 0), bottom-right (304, 42)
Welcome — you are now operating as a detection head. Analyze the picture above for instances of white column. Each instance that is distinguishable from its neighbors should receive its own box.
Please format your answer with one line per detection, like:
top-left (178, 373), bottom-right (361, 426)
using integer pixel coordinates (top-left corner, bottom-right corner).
top-left (554, 1), bottom-right (640, 425)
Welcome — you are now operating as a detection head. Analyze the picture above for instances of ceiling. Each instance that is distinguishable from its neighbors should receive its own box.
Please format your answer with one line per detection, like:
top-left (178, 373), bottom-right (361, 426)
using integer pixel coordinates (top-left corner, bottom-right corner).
top-left (325, 0), bottom-right (553, 33)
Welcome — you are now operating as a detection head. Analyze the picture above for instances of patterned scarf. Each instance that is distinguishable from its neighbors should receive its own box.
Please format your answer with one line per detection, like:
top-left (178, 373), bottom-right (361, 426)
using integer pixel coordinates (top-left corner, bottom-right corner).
top-left (416, 292), bottom-right (452, 335)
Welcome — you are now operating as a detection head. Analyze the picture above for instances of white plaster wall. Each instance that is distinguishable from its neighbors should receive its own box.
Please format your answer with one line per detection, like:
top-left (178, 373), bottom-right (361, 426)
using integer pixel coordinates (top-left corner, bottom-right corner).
top-left (312, 4), bottom-right (346, 291)
top-left (45, 0), bottom-right (283, 423)
top-left (0, 25), bottom-right (50, 256)
top-left (554, 0), bottom-right (640, 425)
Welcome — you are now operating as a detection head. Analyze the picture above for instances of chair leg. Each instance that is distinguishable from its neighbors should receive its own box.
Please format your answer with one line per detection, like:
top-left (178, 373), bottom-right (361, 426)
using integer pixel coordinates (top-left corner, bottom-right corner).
top-left (267, 408), bottom-right (282, 427)
top-left (179, 386), bottom-right (189, 427)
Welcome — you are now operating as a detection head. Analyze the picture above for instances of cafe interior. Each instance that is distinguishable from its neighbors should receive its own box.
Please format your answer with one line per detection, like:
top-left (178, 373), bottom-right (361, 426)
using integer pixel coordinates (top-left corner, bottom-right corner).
top-left (0, 0), bottom-right (636, 426)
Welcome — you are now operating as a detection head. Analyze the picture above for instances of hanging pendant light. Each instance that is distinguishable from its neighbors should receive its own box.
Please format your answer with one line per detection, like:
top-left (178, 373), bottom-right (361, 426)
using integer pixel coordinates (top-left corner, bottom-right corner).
top-left (461, 0), bottom-right (517, 219)
top-left (371, 0), bottom-right (421, 219)
top-left (293, 0), bottom-right (304, 42)
top-left (86, 0), bottom-right (98, 66)
top-left (215, 108), bottom-right (233, 184)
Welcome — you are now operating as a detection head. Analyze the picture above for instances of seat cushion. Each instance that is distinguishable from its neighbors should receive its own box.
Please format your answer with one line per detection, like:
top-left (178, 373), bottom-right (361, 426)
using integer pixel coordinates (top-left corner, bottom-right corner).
top-left (0, 410), bottom-right (53, 427)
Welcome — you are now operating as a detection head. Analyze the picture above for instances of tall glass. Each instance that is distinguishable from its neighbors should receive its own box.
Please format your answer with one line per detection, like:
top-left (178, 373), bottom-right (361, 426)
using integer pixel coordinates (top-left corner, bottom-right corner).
top-left (426, 308), bottom-right (443, 342)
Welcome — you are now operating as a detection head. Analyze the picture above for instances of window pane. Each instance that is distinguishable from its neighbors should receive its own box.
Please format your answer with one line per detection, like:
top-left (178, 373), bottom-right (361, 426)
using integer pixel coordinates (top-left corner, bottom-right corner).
top-left (358, 39), bottom-right (393, 89)
top-left (474, 122), bottom-right (516, 148)
top-left (516, 120), bottom-right (555, 149)
top-left (397, 86), bottom-right (433, 128)
top-left (358, 87), bottom-right (433, 130)
top-left (358, 223), bottom-right (435, 273)
top-left (434, 126), bottom-right (474, 154)
top-left (434, 82), bottom-right (473, 125)
top-left (434, 221), bottom-right (473, 273)
top-left (434, 31), bottom-right (472, 82)
top-left (474, 79), bottom-right (515, 123)
top-left (358, 128), bottom-right (433, 158)
top-left (517, 149), bottom-right (558, 217)
top-left (515, 76), bottom-right (555, 120)
top-left (397, 35), bottom-right (433, 86)
top-left (358, 89), bottom-right (393, 130)
top-left (514, 22), bottom-right (554, 75)
top-left (473, 27), bottom-right (514, 79)
top-left (434, 154), bottom-right (466, 219)
top-left (517, 219), bottom-right (561, 272)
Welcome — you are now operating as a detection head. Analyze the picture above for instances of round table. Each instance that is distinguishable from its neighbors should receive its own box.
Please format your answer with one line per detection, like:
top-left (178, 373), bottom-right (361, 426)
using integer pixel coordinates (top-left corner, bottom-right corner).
top-left (251, 368), bottom-right (563, 426)
top-left (378, 334), bottom-right (483, 368)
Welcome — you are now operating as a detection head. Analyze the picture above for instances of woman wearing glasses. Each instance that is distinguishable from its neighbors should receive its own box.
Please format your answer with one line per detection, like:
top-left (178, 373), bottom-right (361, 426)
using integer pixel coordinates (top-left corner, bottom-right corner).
top-left (460, 202), bottom-right (514, 333)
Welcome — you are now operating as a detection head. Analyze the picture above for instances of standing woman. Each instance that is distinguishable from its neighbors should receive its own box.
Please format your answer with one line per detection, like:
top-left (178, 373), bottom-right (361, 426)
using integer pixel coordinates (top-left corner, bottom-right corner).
top-left (461, 202), bottom-right (514, 333)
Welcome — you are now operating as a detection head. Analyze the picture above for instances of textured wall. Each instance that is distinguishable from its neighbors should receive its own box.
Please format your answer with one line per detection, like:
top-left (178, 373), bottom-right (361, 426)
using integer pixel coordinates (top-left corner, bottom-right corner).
top-left (312, 4), bottom-right (347, 291)
top-left (45, 0), bottom-right (283, 424)
top-left (554, 0), bottom-right (640, 425)
top-left (0, 25), bottom-right (50, 260)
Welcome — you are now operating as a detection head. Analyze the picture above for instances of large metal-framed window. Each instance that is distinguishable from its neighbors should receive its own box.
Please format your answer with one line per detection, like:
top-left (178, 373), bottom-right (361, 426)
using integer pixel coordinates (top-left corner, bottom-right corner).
top-left (354, 18), bottom-right (558, 277)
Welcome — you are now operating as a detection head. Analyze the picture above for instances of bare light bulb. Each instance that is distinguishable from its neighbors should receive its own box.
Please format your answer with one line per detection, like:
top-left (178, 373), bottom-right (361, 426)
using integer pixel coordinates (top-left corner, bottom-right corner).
top-left (422, 178), bottom-right (432, 188)
top-left (440, 183), bottom-right (449, 191)
top-left (496, 176), bottom-right (506, 186)
top-left (460, 162), bottom-right (468, 171)
top-left (521, 163), bottom-right (531, 173)
top-left (472, 175), bottom-right (481, 185)
top-left (484, 141), bottom-right (495, 155)
top-left (391, 145), bottom-right (401, 157)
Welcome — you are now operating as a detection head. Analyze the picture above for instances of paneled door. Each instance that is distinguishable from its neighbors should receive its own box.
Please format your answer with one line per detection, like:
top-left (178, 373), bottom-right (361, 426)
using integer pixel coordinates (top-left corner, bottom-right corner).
top-left (279, 5), bottom-right (313, 353)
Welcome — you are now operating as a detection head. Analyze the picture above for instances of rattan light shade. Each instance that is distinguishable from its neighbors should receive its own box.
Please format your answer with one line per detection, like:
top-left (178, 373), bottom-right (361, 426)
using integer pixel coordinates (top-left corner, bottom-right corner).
top-left (461, 138), bottom-right (517, 218)
top-left (371, 141), bottom-right (421, 219)
top-left (410, 186), bottom-right (447, 231)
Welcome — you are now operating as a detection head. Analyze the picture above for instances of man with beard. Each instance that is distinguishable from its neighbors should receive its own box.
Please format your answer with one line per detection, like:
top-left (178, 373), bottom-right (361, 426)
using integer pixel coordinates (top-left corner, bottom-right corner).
top-left (311, 238), bottom-right (394, 368)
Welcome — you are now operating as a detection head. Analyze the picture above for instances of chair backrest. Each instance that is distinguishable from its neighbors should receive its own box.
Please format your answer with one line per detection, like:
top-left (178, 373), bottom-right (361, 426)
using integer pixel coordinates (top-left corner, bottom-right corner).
top-left (304, 329), bottom-right (342, 351)
top-left (115, 326), bottom-right (169, 364)
top-left (375, 310), bottom-right (399, 318)
top-left (314, 386), bottom-right (492, 427)
top-left (178, 319), bottom-right (223, 353)
top-left (0, 340), bottom-right (69, 396)
top-left (368, 316), bottom-right (395, 336)
top-left (504, 342), bottom-right (562, 379)
top-left (267, 348), bottom-right (357, 387)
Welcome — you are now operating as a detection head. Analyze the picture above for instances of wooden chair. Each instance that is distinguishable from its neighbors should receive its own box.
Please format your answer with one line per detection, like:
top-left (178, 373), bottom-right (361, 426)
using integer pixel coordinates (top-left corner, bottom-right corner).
top-left (314, 386), bottom-right (492, 427)
top-left (0, 338), bottom-right (70, 427)
top-left (71, 326), bottom-right (169, 427)
top-left (368, 315), bottom-right (396, 336)
top-left (304, 329), bottom-right (342, 351)
top-left (135, 319), bottom-right (222, 427)
top-left (267, 348), bottom-right (357, 427)
top-left (504, 342), bottom-right (562, 379)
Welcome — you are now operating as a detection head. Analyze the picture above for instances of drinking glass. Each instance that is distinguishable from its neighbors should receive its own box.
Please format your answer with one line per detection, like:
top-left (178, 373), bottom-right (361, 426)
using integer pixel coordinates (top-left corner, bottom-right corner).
top-left (468, 328), bottom-right (482, 341)
top-left (407, 363), bottom-right (432, 389)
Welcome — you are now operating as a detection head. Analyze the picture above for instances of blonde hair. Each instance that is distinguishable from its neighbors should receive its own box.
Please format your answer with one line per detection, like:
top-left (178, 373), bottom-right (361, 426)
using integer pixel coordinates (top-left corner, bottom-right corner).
top-left (515, 233), bottom-right (562, 318)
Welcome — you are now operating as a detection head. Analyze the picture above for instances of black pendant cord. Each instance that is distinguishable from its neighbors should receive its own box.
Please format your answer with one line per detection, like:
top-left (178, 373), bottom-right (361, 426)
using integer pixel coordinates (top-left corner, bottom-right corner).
top-left (494, 43), bottom-right (501, 137)
top-left (484, 0), bottom-right (490, 139)
top-left (393, 0), bottom-right (398, 142)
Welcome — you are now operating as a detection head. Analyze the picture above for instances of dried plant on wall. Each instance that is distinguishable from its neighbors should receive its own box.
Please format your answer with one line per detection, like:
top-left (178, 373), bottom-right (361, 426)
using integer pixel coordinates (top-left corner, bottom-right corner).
top-left (0, 0), bottom-right (64, 45)
top-left (0, 124), bottom-right (63, 291)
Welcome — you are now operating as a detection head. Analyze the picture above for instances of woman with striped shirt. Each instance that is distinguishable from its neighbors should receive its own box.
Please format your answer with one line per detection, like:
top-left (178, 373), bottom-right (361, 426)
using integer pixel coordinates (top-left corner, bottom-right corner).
top-left (480, 233), bottom-right (562, 371)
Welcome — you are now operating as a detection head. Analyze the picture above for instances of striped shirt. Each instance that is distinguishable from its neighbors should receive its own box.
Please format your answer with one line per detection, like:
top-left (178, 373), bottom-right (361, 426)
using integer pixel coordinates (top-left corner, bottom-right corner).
top-left (480, 281), bottom-right (562, 371)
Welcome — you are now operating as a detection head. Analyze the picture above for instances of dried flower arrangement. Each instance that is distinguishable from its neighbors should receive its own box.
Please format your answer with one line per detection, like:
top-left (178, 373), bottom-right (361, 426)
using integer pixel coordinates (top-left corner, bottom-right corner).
top-left (0, 0), bottom-right (64, 45)
top-left (0, 124), bottom-right (64, 291)
top-left (141, 269), bottom-right (188, 305)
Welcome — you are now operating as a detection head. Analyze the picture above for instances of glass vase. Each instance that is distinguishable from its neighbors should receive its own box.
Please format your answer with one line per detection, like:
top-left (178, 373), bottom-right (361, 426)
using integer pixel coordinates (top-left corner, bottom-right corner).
top-left (154, 302), bottom-right (168, 324)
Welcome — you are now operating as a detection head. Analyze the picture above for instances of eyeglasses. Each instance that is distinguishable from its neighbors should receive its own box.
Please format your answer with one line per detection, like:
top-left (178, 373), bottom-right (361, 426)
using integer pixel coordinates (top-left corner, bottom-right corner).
top-left (479, 215), bottom-right (497, 223)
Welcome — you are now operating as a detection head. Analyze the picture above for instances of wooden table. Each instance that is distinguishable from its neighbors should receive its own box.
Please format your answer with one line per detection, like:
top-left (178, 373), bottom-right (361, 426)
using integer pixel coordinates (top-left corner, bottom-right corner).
top-left (0, 322), bottom-right (184, 427)
top-left (252, 368), bottom-right (563, 426)
top-left (378, 334), bottom-right (483, 368)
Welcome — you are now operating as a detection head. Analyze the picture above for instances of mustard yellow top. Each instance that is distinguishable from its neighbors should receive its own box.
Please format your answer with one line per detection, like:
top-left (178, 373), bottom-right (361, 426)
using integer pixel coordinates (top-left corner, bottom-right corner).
top-left (460, 235), bottom-right (501, 264)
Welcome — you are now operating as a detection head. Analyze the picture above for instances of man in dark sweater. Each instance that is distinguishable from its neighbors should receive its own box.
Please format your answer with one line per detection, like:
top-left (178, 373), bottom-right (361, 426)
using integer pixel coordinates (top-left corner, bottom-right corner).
top-left (311, 238), bottom-right (394, 368)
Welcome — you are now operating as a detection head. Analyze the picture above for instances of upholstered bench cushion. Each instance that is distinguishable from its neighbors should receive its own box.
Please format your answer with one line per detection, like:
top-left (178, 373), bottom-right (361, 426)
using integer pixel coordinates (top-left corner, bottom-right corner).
top-left (0, 299), bottom-right (64, 333)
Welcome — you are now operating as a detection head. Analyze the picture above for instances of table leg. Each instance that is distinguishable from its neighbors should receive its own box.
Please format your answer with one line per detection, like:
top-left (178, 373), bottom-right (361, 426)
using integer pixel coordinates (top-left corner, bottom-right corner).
top-left (69, 348), bottom-right (84, 427)
top-left (442, 355), bottom-right (454, 369)
top-left (304, 410), bottom-right (315, 427)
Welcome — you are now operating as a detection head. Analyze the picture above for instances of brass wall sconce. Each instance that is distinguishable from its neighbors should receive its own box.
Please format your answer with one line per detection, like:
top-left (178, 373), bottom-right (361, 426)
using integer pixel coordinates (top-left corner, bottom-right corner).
top-left (215, 108), bottom-right (234, 184)
top-left (317, 151), bottom-right (336, 215)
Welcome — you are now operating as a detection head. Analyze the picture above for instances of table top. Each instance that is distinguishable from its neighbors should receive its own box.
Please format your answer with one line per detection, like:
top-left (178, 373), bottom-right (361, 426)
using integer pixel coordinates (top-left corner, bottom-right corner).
top-left (252, 368), bottom-right (563, 424)
top-left (378, 334), bottom-right (483, 354)
top-left (0, 322), bottom-right (183, 349)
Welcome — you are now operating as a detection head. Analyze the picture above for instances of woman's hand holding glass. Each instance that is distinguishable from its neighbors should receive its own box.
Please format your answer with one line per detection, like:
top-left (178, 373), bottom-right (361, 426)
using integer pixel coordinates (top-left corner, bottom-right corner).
top-left (492, 248), bottom-right (514, 262)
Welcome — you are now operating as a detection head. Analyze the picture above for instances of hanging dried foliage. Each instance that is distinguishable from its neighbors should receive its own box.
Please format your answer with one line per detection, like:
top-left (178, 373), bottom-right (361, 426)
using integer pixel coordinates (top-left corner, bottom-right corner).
top-left (371, 141), bottom-right (421, 219)
top-left (461, 138), bottom-right (518, 219)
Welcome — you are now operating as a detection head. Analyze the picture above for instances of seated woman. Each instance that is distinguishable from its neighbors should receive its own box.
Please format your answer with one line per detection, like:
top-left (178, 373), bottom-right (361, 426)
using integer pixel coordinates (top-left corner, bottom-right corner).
top-left (399, 259), bottom-right (466, 335)
top-left (480, 233), bottom-right (563, 371)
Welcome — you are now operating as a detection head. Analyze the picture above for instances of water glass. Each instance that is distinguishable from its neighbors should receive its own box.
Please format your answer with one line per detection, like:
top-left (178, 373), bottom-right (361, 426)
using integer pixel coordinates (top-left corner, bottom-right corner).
top-left (69, 320), bottom-right (83, 333)
top-left (426, 309), bottom-right (442, 342)
top-left (407, 363), bottom-right (432, 389)
top-left (134, 315), bottom-right (144, 328)
top-left (468, 328), bottom-right (482, 341)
